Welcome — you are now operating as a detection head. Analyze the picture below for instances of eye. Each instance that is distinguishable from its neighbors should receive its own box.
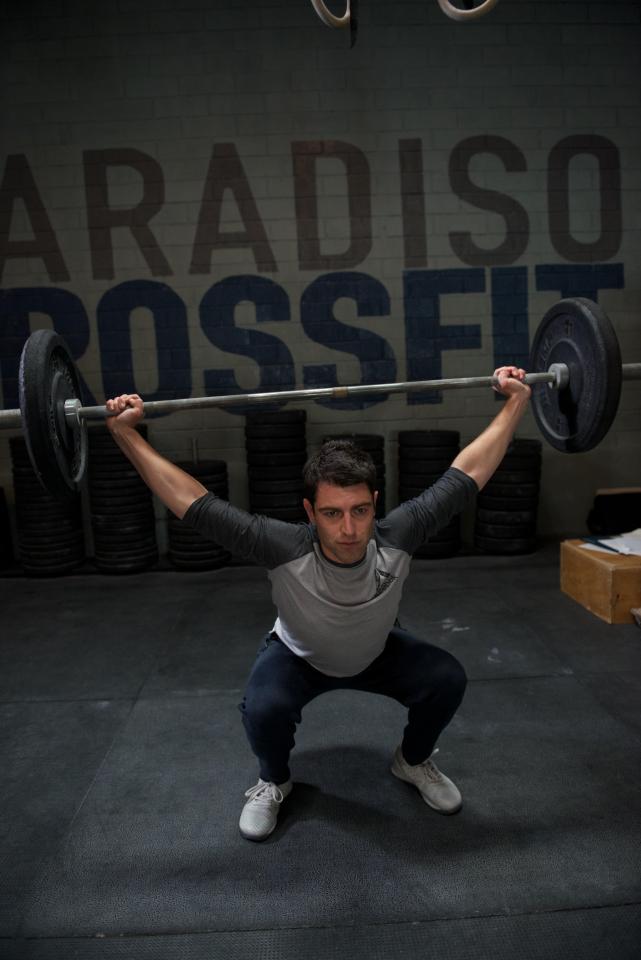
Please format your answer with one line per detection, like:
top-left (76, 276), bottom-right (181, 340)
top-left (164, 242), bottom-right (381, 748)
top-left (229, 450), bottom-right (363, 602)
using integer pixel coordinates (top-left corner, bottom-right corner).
top-left (323, 510), bottom-right (339, 519)
top-left (354, 506), bottom-right (370, 516)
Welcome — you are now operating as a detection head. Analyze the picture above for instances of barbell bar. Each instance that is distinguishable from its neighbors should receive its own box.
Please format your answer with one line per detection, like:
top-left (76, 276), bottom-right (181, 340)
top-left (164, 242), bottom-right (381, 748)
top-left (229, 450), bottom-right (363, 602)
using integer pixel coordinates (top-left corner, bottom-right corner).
top-left (0, 368), bottom-right (569, 432)
top-left (0, 296), bottom-right (638, 501)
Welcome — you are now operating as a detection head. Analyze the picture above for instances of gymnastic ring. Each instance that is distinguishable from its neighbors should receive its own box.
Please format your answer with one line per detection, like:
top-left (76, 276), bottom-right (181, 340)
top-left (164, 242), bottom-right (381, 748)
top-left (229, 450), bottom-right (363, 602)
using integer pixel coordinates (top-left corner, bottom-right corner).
top-left (310, 0), bottom-right (351, 29)
top-left (437, 0), bottom-right (499, 22)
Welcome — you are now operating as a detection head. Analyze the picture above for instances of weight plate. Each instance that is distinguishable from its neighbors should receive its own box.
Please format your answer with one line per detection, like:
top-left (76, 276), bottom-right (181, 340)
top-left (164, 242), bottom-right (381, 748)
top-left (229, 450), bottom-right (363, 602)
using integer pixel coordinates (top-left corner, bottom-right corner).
top-left (397, 445), bottom-right (458, 462)
top-left (398, 458), bottom-right (452, 477)
top-left (18, 331), bottom-right (88, 500)
top-left (474, 535), bottom-right (537, 555)
top-left (475, 521), bottom-right (536, 539)
top-left (249, 480), bottom-right (304, 494)
top-left (245, 424), bottom-right (306, 439)
top-left (477, 508), bottom-right (537, 525)
top-left (506, 438), bottom-right (542, 456)
top-left (482, 483), bottom-right (539, 502)
top-left (530, 297), bottom-right (622, 452)
top-left (168, 554), bottom-right (232, 571)
top-left (495, 457), bottom-right (541, 473)
top-left (414, 541), bottom-right (461, 559)
top-left (398, 430), bottom-right (460, 447)
top-left (250, 493), bottom-right (304, 509)
top-left (245, 437), bottom-right (307, 453)
top-left (476, 495), bottom-right (538, 512)
top-left (246, 410), bottom-right (306, 425)
top-left (247, 452), bottom-right (307, 467)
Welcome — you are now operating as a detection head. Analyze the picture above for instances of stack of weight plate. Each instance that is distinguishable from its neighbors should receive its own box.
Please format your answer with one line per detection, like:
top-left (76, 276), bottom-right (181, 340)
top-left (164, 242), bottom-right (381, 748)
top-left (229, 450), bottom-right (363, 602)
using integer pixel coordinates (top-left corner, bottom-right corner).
top-left (246, 410), bottom-right (307, 522)
top-left (474, 438), bottom-right (541, 555)
top-left (0, 487), bottom-right (12, 570)
top-left (9, 436), bottom-right (85, 576)
top-left (167, 460), bottom-right (232, 571)
top-left (398, 430), bottom-right (462, 558)
top-left (323, 433), bottom-right (386, 517)
top-left (87, 425), bottom-right (158, 574)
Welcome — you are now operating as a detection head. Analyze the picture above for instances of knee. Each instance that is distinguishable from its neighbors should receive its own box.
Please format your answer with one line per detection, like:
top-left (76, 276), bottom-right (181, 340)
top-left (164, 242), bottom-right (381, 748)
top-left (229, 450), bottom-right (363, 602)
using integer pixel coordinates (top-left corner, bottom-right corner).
top-left (240, 690), bottom-right (300, 730)
top-left (421, 651), bottom-right (467, 703)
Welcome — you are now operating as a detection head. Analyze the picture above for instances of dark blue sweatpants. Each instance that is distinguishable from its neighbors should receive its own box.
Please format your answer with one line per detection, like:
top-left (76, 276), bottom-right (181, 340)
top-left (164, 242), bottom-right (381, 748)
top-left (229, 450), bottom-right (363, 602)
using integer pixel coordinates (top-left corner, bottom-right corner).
top-left (238, 627), bottom-right (467, 784)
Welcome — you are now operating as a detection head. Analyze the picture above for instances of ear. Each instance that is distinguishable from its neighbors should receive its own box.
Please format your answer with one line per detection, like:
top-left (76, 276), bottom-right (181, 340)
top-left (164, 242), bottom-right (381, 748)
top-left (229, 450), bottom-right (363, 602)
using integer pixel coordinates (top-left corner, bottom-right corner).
top-left (303, 498), bottom-right (315, 524)
top-left (373, 489), bottom-right (378, 507)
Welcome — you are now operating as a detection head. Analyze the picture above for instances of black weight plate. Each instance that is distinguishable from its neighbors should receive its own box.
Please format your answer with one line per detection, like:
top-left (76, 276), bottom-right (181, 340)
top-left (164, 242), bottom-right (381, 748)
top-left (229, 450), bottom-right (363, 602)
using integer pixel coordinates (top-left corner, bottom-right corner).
top-left (246, 450), bottom-right (306, 466)
top-left (505, 438), bottom-right (542, 457)
top-left (476, 495), bottom-right (538, 512)
top-left (168, 541), bottom-right (227, 556)
top-left (88, 478), bottom-right (148, 493)
top-left (21, 560), bottom-right (84, 577)
top-left (250, 493), bottom-right (305, 509)
top-left (249, 479), bottom-right (304, 494)
top-left (168, 546), bottom-right (232, 561)
top-left (247, 466), bottom-right (303, 481)
top-left (475, 521), bottom-right (536, 539)
top-left (94, 529), bottom-right (156, 544)
top-left (399, 458), bottom-right (452, 476)
top-left (94, 560), bottom-right (157, 575)
top-left (246, 410), bottom-right (306, 425)
top-left (398, 430), bottom-right (460, 446)
top-left (94, 548), bottom-right (159, 564)
top-left (481, 481), bottom-right (539, 499)
top-left (414, 541), bottom-right (461, 559)
top-left (530, 297), bottom-right (622, 453)
top-left (477, 508), bottom-right (537, 525)
top-left (18, 330), bottom-right (88, 500)
top-left (168, 555), bottom-right (232, 571)
top-left (19, 533), bottom-right (84, 550)
top-left (397, 445), bottom-right (458, 461)
top-left (245, 437), bottom-right (307, 453)
top-left (486, 469), bottom-right (539, 485)
top-left (88, 465), bottom-right (143, 481)
top-left (92, 508), bottom-right (154, 525)
top-left (245, 423), bottom-right (306, 439)
top-left (495, 457), bottom-right (541, 473)
top-left (475, 535), bottom-right (537, 555)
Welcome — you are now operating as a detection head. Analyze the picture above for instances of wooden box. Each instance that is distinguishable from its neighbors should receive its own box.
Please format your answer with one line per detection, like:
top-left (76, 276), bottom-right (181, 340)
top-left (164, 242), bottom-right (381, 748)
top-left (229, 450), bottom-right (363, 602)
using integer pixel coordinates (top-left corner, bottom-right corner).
top-left (560, 539), bottom-right (641, 624)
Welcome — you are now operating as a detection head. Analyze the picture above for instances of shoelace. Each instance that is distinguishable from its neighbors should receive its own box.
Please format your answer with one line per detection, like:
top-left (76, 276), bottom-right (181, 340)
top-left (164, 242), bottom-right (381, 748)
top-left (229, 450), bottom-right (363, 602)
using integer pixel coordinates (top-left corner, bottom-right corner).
top-left (419, 758), bottom-right (444, 783)
top-left (244, 781), bottom-right (285, 806)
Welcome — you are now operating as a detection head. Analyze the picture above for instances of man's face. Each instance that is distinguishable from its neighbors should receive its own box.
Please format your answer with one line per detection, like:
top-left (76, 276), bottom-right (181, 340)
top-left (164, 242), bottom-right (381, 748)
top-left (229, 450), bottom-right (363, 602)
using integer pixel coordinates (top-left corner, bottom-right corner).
top-left (303, 481), bottom-right (377, 565)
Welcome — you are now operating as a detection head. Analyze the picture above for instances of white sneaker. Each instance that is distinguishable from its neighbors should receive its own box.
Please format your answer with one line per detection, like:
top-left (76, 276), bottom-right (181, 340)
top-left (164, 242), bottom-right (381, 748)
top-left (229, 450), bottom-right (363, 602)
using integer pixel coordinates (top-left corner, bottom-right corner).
top-left (239, 778), bottom-right (293, 841)
top-left (390, 746), bottom-right (462, 814)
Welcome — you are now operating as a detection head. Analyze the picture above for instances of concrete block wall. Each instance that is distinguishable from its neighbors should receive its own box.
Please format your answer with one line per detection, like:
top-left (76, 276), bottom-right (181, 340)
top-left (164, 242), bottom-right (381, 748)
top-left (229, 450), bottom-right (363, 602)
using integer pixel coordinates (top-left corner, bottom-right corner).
top-left (1, 0), bottom-right (640, 545)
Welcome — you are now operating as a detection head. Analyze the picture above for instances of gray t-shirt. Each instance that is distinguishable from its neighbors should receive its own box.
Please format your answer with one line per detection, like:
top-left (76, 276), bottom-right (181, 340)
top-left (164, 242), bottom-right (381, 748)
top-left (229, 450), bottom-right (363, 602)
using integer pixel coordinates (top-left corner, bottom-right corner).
top-left (184, 467), bottom-right (477, 677)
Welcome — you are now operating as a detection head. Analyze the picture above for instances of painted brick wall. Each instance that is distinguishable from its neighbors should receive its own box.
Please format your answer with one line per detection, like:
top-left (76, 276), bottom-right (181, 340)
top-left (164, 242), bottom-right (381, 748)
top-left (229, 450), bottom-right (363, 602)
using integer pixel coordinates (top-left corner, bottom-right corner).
top-left (1, 0), bottom-right (640, 543)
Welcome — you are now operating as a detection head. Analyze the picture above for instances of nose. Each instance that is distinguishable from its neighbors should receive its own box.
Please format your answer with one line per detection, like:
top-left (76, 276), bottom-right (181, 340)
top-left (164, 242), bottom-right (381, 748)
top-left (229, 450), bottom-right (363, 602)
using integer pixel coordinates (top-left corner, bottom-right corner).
top-left (341, 512), bottom-right (355, 537)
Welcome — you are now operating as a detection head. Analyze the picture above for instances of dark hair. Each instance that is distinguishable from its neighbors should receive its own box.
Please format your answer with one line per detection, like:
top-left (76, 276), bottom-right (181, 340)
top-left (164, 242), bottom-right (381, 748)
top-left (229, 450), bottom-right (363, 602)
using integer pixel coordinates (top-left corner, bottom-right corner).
top-left (302, 440), bottom-right (377, 503)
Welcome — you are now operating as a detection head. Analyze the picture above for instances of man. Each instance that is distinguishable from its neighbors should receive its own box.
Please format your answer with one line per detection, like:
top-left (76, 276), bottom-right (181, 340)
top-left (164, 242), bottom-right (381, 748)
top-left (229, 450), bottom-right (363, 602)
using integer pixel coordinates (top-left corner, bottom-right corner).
top-left (105, 366), bottom-right (531, 841)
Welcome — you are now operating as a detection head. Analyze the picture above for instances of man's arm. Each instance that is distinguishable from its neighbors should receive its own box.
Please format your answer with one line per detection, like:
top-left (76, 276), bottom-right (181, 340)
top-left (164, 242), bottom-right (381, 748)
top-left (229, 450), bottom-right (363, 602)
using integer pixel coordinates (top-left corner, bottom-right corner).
top-left (451, 366), bottom-right (531, 491)
top-left (105, 394), bottom-right (207, 518)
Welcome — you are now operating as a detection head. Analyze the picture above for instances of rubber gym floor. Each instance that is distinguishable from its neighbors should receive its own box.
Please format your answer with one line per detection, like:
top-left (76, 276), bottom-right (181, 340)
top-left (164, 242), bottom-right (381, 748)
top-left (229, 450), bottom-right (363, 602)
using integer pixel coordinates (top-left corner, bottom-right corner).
top-left (1, 544), bottom-right (640, 960)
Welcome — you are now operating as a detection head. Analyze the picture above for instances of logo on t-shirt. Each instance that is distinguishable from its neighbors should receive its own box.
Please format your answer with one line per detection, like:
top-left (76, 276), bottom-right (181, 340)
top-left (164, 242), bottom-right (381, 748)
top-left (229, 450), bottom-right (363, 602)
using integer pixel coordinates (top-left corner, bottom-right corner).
top-left (374, 568), bottom-right (397, 597)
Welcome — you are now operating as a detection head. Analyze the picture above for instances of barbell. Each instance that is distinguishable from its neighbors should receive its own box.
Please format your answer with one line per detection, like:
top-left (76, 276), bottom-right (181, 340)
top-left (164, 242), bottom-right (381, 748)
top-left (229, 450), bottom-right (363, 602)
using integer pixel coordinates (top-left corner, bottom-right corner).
top-left (0, 297), bottom-right (640, 502)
